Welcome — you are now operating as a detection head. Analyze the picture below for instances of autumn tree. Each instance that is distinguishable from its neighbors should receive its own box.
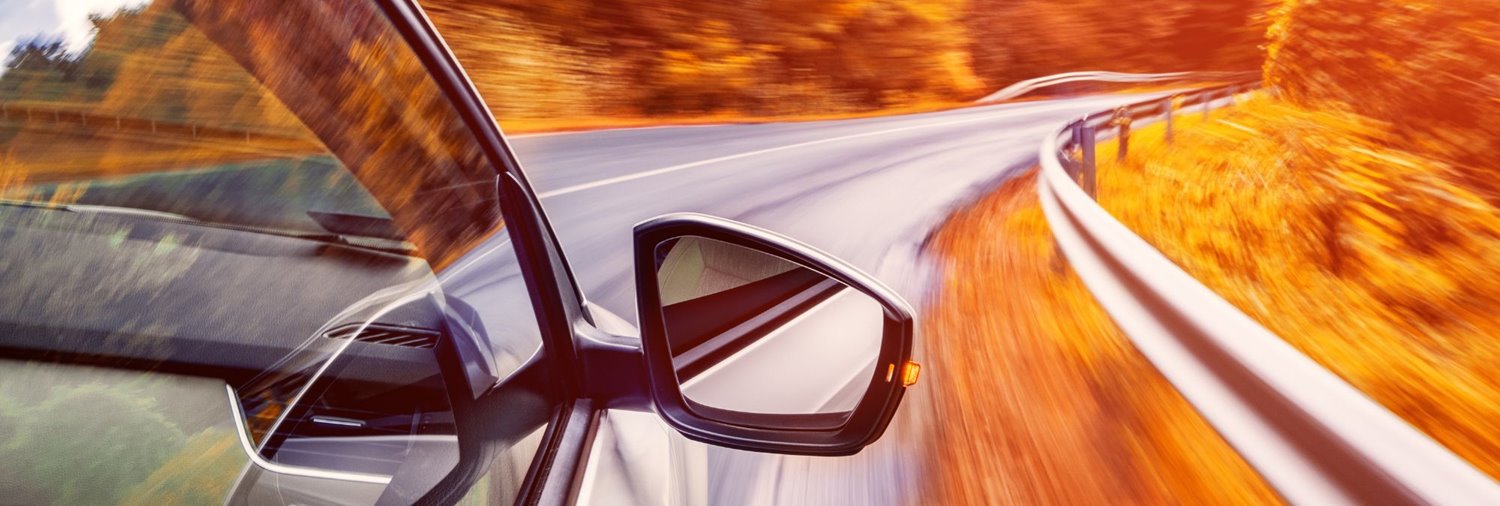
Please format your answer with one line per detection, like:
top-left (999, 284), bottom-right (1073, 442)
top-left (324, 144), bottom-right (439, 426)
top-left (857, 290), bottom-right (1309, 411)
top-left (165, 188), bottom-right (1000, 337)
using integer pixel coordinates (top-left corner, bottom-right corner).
top-left (964, 0), bottom-right (1270, 86)
top-left (1265, 0), bottom-right (1500, 184)
top-left (428, 0), bottom-right (981, 117)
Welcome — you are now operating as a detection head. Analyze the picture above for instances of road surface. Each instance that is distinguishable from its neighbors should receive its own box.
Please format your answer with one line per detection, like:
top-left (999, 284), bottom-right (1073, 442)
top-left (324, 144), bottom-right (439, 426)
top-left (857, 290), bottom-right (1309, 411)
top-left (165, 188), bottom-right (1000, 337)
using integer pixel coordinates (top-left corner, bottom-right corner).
top-left (508, 92), bottom-right (1172, 506)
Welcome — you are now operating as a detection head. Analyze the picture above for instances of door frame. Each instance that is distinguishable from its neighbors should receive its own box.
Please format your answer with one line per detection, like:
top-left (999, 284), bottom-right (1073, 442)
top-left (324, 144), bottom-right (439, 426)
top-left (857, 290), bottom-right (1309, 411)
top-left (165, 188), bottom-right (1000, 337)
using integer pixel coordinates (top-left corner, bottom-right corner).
top-left (375, 0), bottom-right (604, 503)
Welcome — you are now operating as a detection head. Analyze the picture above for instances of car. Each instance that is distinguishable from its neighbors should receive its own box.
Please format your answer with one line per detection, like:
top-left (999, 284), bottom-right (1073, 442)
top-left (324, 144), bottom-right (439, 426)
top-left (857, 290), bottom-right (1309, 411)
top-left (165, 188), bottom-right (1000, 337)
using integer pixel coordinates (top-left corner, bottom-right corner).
top-left (0, 0), bottom-right (918, 504)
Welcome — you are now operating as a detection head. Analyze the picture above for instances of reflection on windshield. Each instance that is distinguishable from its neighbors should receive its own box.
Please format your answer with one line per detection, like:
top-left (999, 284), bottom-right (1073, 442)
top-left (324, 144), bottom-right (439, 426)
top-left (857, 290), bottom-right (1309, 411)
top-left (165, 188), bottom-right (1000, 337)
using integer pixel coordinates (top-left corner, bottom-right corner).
top-left (0, 360), bottom-right (247, 504)
top-left (0, 3), bottom-right (384, 237)
top-left (0, 0), bottom-right (550, 503)
top-left (0, 0), bottom-right (505, 263)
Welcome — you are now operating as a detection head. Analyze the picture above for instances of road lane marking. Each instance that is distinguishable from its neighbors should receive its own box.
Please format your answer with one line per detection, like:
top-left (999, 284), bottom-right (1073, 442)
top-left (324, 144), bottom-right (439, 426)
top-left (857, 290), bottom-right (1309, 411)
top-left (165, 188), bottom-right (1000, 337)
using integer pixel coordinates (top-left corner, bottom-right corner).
top-left (535, 95), bottom-right (1160, 199)
top-left (509, 122), bottom-right (732, 139)
top-left (536, 115), bottom-right (990, 198)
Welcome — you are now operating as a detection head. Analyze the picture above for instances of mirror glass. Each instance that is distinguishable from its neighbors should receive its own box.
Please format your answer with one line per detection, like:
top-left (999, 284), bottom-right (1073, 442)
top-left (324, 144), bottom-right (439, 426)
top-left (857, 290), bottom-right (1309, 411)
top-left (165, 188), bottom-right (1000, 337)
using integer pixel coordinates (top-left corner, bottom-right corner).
top-left (654, 236), bottom-right (885, 423)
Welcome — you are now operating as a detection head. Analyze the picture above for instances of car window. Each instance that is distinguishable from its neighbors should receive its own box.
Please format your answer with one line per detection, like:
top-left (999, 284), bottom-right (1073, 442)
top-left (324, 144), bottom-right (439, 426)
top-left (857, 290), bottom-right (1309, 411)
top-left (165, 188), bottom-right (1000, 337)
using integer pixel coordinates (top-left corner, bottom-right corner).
top-left (0, 0), bottom-right (553, 503)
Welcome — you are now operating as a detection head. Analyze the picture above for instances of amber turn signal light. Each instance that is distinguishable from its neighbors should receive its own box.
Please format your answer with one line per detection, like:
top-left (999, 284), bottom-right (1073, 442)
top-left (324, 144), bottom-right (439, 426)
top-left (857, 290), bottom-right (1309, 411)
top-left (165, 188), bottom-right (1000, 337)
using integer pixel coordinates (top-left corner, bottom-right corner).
top-left (901, 361), bottom-right (920, 387)
top-left (885, 361), bottom-right (921, 386)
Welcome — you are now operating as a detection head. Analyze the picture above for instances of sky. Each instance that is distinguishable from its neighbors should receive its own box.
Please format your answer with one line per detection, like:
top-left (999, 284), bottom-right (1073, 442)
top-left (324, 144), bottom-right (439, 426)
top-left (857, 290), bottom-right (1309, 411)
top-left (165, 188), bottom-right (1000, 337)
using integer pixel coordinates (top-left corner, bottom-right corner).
top-left (0, 0), bottom-right (150, 68)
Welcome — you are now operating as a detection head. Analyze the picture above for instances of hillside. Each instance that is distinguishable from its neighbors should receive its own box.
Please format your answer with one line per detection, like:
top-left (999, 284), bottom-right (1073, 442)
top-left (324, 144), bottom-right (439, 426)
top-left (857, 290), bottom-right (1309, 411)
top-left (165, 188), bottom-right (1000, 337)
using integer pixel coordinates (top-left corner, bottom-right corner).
top-left (421, 0), bottom-right (1270, 124)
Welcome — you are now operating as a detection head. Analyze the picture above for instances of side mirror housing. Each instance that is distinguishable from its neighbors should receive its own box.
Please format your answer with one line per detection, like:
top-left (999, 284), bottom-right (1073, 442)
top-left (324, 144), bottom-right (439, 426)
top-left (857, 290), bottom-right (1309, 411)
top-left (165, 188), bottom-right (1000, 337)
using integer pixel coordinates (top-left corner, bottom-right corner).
top-left (632, 213), bottom-right (917, 456)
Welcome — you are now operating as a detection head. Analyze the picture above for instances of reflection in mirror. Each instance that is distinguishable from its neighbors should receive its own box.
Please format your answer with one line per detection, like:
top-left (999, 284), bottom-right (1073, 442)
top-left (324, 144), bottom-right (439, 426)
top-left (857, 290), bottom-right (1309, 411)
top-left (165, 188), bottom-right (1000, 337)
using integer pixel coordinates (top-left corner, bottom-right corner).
top-left (654, 236), bottom-right (884, 423)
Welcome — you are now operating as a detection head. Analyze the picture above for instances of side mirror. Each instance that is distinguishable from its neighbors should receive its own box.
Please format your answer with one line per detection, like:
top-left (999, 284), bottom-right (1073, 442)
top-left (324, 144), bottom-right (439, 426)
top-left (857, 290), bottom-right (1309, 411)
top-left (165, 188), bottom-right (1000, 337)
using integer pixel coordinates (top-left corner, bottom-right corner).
top-left (633, 213), bottom-right (917, 456)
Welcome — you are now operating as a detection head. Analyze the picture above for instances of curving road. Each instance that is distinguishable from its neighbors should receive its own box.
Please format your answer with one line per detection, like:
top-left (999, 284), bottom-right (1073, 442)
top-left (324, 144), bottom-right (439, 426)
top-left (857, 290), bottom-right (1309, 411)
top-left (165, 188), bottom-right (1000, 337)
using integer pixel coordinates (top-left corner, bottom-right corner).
top-left (509, 92), bottom-right (1170, 506)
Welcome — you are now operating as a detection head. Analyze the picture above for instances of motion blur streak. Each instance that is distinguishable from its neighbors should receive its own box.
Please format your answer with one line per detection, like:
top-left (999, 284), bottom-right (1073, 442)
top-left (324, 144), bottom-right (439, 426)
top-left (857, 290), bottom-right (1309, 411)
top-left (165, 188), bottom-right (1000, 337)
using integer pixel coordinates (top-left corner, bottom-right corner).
top-left (923, 172), bottom-right (1280, 504)
top-left (436, 0), bottom-right (1499, 504)
top-left (422, 0), bottom-right (1267, 131)
top-left (1078, 0), bottom-right (1500, 483)
top-left (1094, 101), bottom-right (1500, 480)
top-left (505, 93), bottom-right (1185, 505)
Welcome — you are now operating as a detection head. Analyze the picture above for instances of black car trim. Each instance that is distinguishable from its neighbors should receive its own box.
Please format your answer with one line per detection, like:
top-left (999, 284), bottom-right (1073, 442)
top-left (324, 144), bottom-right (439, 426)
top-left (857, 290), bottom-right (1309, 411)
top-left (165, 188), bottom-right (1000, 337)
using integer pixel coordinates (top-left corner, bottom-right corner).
top-left (633, 213), bottom-right (915, 456)
top-left (376, 1), bottom-right (597, 504)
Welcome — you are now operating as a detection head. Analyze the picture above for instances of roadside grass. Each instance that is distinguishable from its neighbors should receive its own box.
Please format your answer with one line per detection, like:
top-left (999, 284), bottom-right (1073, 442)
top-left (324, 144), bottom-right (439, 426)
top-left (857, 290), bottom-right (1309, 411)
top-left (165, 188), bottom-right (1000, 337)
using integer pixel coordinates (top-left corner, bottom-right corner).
top-left (1090, 97), bottom-right (1500, 478)
top-left (922, 171), bottom-right (1280, 504)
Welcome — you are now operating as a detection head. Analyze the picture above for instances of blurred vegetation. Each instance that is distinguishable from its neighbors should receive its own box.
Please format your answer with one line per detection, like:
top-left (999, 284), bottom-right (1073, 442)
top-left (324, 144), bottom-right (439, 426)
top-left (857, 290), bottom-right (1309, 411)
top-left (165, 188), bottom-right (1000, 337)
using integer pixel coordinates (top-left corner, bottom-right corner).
top-left (0, 370), bottom-right (242, 505)
top-left (925, 0), bottom-right (1500, 496)
top-left (965, 0), bottom-right (1269, 86)
top-left (0, 6), bottom-right (307, 132)
top-left (0, 4), bottom-right (316, 182)
top-left (0, 0), bottom-right (507, 270)
top-left (1098, 100), bottom-right (1500, 480)
top-left (423, 0), bottom-right (1271, 126)
top-left (3, 0), bottom-right (1275, 131)
top-left (924, 172), bottom-right (1281, 504)
top-left (1071, 0), bottom-right (1500, 479)
top-left (1265, 0), bottom-right (1500, 205)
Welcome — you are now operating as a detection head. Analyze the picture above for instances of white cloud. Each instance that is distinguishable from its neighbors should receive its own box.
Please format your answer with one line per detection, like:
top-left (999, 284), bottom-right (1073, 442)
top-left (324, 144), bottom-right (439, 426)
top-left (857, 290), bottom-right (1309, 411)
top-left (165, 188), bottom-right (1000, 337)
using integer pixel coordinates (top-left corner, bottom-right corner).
top-left (53, 0), bottom-right (151, 53)
top-left (0, 0), bottom-right (149, 75)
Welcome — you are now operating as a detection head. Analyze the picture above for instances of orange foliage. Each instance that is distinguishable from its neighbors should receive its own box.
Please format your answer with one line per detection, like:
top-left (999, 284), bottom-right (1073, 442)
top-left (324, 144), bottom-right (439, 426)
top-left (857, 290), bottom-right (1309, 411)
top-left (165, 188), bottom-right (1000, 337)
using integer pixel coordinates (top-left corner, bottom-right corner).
top-left (963, 0), bottom-right (1270, 88)
top-left (1092, 97), bottom-right (1500, 478)
top-left (1, 0), bottom-right (506, 270)
top-left (0, 4), bottom-right (318, 182)
top-left (425, 0), bottom-right (982, 121)
top-left (923, 172), bottom-right (1280, 504)
top-left (1265, 0), bottom-right (1500, 202)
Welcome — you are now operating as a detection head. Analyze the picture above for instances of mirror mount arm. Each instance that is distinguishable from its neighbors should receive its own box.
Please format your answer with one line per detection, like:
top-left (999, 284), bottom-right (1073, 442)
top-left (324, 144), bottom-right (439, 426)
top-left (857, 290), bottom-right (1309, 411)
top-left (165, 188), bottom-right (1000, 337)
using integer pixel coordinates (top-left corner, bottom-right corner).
top-left (574, 320), bottom-right (653, 412)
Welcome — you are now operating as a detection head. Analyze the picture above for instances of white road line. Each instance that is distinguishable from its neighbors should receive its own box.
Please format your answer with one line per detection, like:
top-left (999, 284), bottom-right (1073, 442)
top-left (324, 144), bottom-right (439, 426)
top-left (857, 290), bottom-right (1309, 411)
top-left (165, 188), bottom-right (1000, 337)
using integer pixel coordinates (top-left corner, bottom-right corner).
top-left (509, 122), bottom-right (733, 139)
top-left (535, 96), bottom-right (1148, 199)
top-left (535, 116), bottom-right (994, 198)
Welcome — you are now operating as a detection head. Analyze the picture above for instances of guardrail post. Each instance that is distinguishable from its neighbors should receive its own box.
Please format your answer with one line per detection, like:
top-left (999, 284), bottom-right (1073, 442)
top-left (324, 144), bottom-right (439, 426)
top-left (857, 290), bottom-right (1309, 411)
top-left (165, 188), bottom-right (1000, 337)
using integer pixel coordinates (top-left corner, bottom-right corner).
top-left (1164, 97), bottom-right (1175, 145)
top-left (1068, 122), bottom-right (1084, 178)
top-left (1115, 107), bottom-right (1131, 162)
top-left (1202, 91), bottom-right (1212, 120)
top-left (1080, 123), bottom-right (1097, 198)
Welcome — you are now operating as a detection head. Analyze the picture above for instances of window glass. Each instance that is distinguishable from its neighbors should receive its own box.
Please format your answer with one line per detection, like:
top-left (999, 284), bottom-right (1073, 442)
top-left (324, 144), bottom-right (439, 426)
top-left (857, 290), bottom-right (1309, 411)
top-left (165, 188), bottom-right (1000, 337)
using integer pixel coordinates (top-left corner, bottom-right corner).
top-left (0, 0), bottom-right (551, 503)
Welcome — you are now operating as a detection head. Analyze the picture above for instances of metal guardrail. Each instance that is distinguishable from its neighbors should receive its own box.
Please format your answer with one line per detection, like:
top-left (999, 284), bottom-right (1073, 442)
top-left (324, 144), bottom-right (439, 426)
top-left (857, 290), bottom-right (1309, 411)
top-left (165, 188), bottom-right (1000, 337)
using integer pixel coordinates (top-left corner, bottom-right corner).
top-left (1060, 82), bottom-right (1252, 199)
top-left (975, 70), bottom-right (1257, 104)
top-left (1037, 83), bottom-right (1500, 504)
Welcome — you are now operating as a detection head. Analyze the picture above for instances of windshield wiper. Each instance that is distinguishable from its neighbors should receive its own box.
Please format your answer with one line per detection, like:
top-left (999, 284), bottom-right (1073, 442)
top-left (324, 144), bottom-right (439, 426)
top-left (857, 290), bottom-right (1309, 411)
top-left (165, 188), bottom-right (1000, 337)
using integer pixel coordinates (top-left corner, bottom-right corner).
top-left (0, 198), bottom-right (205, 223)
top-left (0, 198), bottom-right (418, 256)
top-left (307, 210), bottom-right (406, 241)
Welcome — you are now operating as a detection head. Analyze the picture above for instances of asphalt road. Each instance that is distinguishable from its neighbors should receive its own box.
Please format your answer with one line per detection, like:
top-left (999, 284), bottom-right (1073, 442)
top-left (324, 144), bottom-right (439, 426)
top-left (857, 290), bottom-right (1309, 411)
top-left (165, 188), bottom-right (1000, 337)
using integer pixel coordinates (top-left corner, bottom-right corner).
top-left (509, 92), bottom-right (1170, 506)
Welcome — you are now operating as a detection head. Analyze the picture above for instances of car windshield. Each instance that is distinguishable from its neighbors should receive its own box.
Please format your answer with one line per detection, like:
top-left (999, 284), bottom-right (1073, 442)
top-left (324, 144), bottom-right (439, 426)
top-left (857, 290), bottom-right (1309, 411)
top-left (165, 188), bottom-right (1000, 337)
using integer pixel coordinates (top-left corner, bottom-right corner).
top-left (0, 1), bottom-right (500, 256)
top-left (0, 0), bottom-right (550, 503)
